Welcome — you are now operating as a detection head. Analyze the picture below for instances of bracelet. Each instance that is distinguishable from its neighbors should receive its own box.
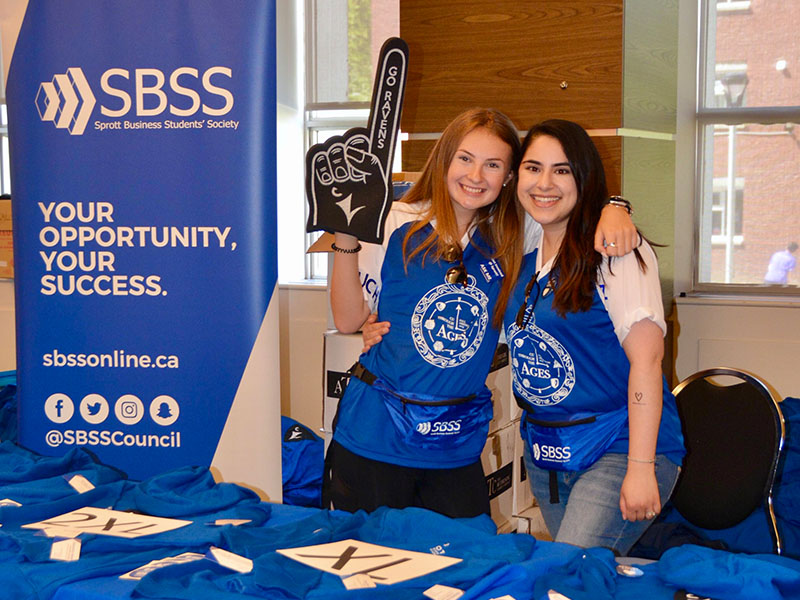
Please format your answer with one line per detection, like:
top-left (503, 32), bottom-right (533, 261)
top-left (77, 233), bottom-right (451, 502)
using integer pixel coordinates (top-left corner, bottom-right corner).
top-left (331, 242), bottom-right (362, 254)
top-left (627, 455), bottom-right (655, 464)
top-left (607, 196), bottom-right (633, 215)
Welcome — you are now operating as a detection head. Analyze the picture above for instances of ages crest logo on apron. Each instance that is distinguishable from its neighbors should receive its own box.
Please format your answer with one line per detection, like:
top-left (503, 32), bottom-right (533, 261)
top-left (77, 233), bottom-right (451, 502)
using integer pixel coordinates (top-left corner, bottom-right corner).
top-left (508, 319), bottom-right (575, 406)
top-left (411, 274), bottom-right (488, 368)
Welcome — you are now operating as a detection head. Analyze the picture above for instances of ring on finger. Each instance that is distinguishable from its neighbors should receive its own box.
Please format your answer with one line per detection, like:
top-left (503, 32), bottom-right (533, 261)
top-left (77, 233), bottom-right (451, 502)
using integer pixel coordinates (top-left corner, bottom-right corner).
top-left (645, 511), bottom-right (655, 519)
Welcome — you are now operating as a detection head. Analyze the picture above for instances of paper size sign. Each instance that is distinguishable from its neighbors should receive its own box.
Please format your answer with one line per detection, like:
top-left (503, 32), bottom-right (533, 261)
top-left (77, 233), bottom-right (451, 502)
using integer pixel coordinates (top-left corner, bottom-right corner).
top-left (277, 539), bottom-right (461, 585)
top-left (23, 506), bottom-right (191, 539)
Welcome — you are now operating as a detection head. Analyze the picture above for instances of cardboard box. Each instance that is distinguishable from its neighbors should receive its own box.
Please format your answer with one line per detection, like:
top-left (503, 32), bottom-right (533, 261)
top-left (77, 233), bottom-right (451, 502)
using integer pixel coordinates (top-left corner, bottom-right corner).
top-left (515, 504), bottom-right (551, 540)
top-left (486, 343), bottom-right (514, 434)
top-left (512, 421), bottom-right (536, 517)
top-left (322, 330), bottom-right (363, 444)
top-left (0, 200), bottom-right (12, 279)
top-left (482, 420), bottom-right (519, 532)
top-left (510, 423), bottom-right (550, 539)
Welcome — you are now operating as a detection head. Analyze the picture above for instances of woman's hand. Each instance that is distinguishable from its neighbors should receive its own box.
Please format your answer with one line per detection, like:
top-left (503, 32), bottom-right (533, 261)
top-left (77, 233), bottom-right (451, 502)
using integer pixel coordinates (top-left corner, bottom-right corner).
top-left (594, 204), bottom-right (639, 257)
top-left (360, 313), bottom-right (390, 353)
top-left (620, 462), bottom-right (661, 521)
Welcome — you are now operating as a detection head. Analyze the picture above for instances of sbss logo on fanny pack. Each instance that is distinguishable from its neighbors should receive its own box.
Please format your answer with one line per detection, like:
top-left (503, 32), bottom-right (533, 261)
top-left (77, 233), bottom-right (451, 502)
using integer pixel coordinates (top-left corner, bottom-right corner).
top-left (533, 442), bottom-right (572, 463)
top-left (416, 419), bottom-right (462, 436)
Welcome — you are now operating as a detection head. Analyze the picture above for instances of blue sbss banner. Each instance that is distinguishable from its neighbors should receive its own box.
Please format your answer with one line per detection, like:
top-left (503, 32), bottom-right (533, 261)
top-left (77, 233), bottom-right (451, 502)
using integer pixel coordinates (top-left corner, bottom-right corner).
top-left (6, 0), bottom-right (277, 480)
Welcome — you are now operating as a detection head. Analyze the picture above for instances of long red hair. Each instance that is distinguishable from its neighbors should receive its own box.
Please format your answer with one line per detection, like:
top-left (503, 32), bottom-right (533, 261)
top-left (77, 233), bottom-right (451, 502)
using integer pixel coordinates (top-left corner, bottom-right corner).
top-left (400, 108), bottom-right (523, 329)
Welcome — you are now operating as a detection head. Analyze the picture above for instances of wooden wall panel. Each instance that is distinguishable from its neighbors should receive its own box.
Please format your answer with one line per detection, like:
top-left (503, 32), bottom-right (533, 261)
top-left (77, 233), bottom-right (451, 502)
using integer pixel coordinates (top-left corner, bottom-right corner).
top-left (399, 1), bottom-right (624, 135)
top-left (401, 135), bottom-right (622, 195)
top-left (591, 135), bottom-right (622, 197)
top-left (400, 140), bottom-right (435, 173)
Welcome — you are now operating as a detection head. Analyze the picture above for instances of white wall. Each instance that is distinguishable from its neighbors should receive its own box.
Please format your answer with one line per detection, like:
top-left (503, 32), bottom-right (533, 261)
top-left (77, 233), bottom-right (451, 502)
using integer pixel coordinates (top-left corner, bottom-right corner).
top-left (673, 296), bottom-right (800, 400)
top-left (278, 284), bottom-right (328, 432)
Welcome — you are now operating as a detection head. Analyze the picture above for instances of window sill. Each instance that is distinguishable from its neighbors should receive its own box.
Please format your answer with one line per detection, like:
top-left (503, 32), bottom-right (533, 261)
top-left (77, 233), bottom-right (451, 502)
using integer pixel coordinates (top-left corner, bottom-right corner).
top-left (675, 292), bottom-right (800, 308)
top-left (278, 279), bottom-right (327, 291)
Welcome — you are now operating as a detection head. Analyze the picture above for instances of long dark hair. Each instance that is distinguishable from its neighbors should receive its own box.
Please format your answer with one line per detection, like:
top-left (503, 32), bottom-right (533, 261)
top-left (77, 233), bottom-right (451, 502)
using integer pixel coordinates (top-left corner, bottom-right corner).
top-left (520, 119), bottom-right (646, 316)
top-left (402, 108), bottom-right (523, 328)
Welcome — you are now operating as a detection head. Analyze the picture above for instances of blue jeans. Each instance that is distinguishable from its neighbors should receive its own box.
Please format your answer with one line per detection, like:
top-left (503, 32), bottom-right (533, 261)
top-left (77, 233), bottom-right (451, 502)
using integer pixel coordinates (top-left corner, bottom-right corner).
top-left (524, 449), bottom-right (680, 556)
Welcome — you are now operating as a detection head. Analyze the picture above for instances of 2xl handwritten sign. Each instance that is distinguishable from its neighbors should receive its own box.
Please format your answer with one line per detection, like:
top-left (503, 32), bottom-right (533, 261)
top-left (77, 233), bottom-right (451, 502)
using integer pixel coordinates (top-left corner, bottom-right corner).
top-left (23, 506), bottom-right (191, 539)
top-left (305, 37), bottom-right (408, 244)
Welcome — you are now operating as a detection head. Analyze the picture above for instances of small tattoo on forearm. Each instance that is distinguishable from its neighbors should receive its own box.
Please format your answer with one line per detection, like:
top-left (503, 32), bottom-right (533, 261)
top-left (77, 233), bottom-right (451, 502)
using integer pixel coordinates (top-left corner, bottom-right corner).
top-left (634, 392), bottom-right (646, 404)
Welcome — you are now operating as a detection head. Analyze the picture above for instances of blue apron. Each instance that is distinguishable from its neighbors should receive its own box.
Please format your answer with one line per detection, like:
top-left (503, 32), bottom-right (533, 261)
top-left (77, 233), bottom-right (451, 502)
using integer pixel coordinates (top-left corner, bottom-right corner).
top-left (518, 398), bottom-right (629, 471)
top-left (351, 362), bottom-right (492, 456)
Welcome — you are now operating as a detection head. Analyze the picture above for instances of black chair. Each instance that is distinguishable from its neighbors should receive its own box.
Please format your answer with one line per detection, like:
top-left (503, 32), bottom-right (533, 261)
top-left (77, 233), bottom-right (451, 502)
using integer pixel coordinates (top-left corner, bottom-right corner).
top-left (671, 367), bottom-right (786, 554)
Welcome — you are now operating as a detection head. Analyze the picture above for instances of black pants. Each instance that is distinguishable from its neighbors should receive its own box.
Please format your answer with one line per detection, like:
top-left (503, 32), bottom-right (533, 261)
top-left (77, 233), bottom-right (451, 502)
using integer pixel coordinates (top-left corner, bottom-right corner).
top-left (324, 440), bottom-right (490, 519)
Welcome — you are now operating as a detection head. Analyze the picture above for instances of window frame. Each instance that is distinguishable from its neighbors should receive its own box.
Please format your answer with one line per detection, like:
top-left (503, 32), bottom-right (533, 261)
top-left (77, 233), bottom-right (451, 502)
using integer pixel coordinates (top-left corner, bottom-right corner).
top-left (710, 176), bottom-right (744, 245)
top-left (302, 0), bottom-right (374, 280)
top-left (303, 107), bottom-right (371, 280)
top-left (301, 0), bottom-right (402, 281)
top-left (691, 0), bottom-right (800, 294)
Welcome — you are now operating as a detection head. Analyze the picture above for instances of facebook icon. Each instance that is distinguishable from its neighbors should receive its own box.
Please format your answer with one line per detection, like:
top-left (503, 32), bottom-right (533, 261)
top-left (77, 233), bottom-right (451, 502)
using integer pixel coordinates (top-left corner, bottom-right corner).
top-left (45, 393), bottom-right (74, 424)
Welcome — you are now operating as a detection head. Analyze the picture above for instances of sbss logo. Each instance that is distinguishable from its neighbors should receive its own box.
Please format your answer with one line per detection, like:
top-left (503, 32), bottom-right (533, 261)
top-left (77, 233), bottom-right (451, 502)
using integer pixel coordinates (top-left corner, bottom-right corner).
top-left (431, 420), bottom-right (462, 434)
top-left (100, 66), bottom-right (234, 117)
top-left (416, 420), bottom-right (462, 435)
top-left (539, 444), bottom-right (571, 461)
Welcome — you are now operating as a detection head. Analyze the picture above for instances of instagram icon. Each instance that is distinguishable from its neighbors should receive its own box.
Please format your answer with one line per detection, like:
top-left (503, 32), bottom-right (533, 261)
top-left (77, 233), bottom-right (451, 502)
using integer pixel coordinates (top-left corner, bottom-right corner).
top-left (114, 394), bottom-right (144, 425)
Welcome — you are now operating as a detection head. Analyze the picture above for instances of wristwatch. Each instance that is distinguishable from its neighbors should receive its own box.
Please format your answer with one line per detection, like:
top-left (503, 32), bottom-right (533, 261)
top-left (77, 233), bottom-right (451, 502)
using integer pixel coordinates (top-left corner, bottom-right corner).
top-left (606, 195), bottom-right (633, 215)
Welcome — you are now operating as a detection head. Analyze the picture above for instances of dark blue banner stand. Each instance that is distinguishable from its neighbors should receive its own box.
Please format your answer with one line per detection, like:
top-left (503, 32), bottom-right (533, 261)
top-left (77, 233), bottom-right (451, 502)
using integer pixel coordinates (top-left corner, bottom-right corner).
top-left (6, 0), bottom-right (281, 497)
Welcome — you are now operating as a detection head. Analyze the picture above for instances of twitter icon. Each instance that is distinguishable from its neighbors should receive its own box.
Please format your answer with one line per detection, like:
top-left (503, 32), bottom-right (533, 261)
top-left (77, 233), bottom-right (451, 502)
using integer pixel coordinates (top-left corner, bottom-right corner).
top-left (80, 394), bottom-right (109, 425)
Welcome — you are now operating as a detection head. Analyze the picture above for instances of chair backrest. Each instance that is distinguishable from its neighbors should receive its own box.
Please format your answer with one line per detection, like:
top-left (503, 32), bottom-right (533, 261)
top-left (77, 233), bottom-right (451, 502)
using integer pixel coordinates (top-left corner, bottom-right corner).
top-left (671, 367), bottom-right (785, 553)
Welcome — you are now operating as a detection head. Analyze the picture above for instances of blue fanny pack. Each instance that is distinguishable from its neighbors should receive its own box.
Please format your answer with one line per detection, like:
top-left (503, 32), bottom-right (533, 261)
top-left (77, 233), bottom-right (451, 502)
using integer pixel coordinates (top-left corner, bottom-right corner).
top-left (350, 362), bottom-right (493, 454)
top-left (518, 397), bottom-right (628, 472)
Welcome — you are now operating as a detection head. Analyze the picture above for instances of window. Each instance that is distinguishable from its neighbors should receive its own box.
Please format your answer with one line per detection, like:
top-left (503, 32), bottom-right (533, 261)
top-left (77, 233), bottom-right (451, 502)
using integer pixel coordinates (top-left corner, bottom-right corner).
top-left (302, 0), bottom-right (400, 280)
top-left (710, 177), bottom-right (743, 244)
top-left (695, 1), bottom-right (800, 288)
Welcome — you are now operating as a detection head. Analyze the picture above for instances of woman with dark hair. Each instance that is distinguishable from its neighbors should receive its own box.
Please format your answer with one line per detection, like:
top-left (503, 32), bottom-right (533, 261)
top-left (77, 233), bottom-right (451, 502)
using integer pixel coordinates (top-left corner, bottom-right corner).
top-left (328, 109), bottom-right (637, 518)
top-left (507, 119), bottom-right (685, 554)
